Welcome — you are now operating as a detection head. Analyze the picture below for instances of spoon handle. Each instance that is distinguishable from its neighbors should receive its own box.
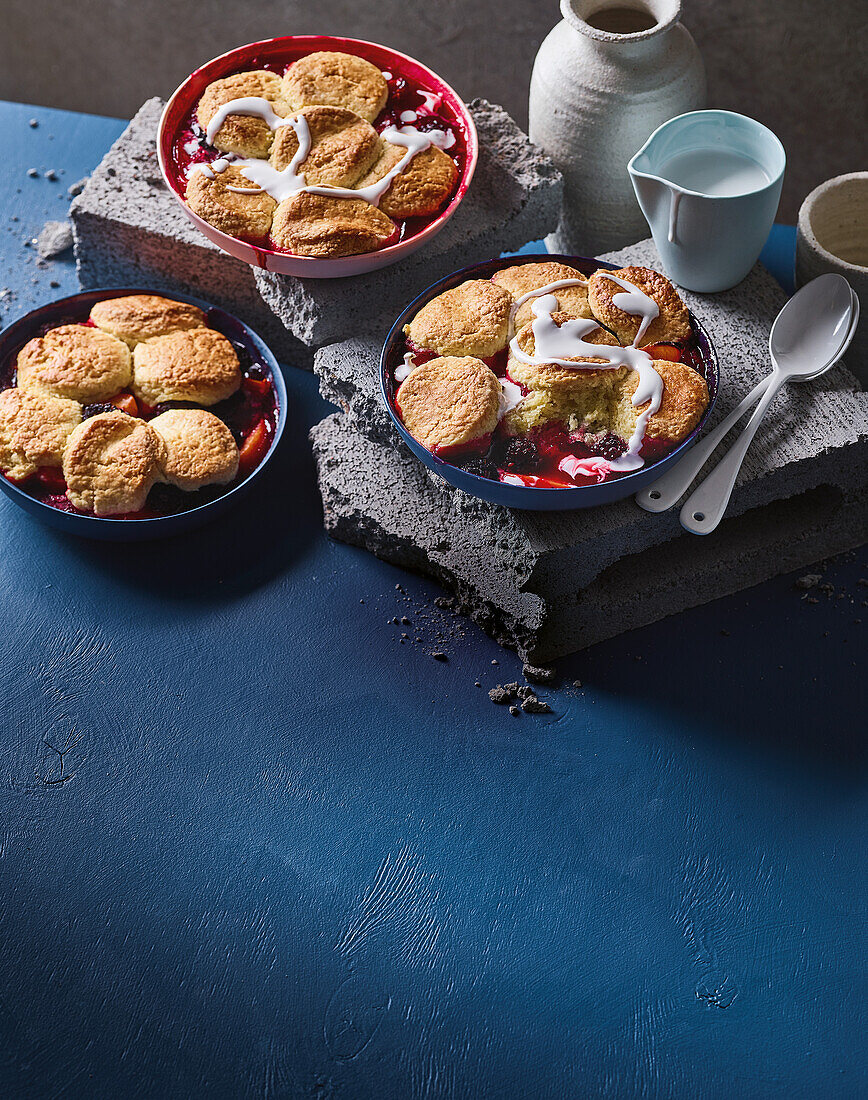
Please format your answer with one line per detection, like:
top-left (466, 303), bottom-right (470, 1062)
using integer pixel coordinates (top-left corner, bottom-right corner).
top-left (679, 372), bottom-right (785, 535)
top-left (635, 376), bottom-right (771, 513)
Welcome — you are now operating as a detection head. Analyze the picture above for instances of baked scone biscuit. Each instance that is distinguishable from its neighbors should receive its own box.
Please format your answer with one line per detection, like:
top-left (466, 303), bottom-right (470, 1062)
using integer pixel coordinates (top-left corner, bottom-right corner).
top-left (90, 295), bottom-right (206, 347)
top-left (17, 325), bottom-right (131, 403)
top-left (132, 329), bottom-right (241, 407)
top-left (0, 388), bottom-right (81, 481)
top-left (615, 359), bottom-right (709, 443)
top-left (186, 164), bottom-right (277, 241)
top-left (492, 262), bottom-right (592, 329)
top-left (396, 356), bottom-right (501, 452)
top-left (503, 383), bottom-right (621, 438)
top-left (507, 312), bottom-right (622, 393)
top-left (63, 411), bottom-right (166, 516)
top-left (270, 106), bottom-right (380, 187)
top-left (588, 266), bottom-right (691, 347)
top-left (282, 52), bottom-right (388, 124)
top-left (150, 409), bottom-right (239, 491)
top-left (197, 70), bottom-right (286, 158)
top-left (355, 141), bottom-right (458, 218)
top-left (405, 280), bottom-right (512, 358)
top-left (270, 191), bottom-right (396, 258)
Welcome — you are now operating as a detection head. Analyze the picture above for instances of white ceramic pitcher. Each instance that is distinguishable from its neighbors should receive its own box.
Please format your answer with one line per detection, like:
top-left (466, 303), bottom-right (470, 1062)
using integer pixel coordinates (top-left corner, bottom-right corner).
top-left (628, 110), bottom-right (786, 292)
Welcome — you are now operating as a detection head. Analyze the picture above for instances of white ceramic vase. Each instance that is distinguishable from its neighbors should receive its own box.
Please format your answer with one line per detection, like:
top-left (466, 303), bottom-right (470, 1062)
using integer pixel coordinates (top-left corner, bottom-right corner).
top-left (530, 0), bottom-right (706, 256)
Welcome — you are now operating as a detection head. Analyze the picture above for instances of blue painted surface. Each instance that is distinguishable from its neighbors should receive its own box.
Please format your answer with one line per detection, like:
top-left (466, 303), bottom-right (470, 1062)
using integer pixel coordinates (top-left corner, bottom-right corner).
top-left (0, 102), bottom-right (865, 1099)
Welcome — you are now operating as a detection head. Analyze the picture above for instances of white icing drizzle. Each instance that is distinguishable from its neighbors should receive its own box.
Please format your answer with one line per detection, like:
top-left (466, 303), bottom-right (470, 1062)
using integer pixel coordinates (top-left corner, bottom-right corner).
top-left (598, 271), bottom-right (660, 346)
top-left (204, 96), bottom-right (287, 145)
top-left (498, 377), bottom-right (524, 419)
top-left (419, 91), bottom-right (443, 113)
top-left (668, 188), bottom-right (683, 243)
top-left (381, 70), bottom-right (392, 80)
top-left (506, 272), bottom-right (665, 477)
top-left (400, 110), bottom-right (418, 123)
top-left (195, 97), bottom-right (455, 207)
top-left (507, 277), bottom-right (588, 338)
top-left (394, 351), bottom-right (417, 382)
top-left (225, 114), bottom-right (312, 199)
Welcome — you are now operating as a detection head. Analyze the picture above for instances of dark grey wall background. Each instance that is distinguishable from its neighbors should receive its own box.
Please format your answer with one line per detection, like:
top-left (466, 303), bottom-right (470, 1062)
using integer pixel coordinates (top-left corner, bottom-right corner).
top-left (2, 0), bottom-right (865, 221)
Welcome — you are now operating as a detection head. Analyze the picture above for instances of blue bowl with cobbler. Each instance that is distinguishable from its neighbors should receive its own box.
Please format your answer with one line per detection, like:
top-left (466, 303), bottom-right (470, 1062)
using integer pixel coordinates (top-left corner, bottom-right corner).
top-left (0, 288), bottom-right (286, 540)
top-left (380, 254), bottom-right (719, 510)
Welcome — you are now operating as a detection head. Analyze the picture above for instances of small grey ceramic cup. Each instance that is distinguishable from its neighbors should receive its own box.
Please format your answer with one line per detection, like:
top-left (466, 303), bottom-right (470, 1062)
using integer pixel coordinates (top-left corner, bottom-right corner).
top-left (797, 172), bottom-right (868, 385)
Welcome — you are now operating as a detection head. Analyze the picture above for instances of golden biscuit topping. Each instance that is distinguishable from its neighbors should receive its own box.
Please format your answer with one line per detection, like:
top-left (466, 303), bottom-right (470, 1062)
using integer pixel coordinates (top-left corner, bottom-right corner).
top-left (270, 191), bottom-right (396, 259)
top-left (0, 388), bottom-right (81, 482)
top-left (507, 313), bottom-right (623, 393)
top-left (197, 71), bottom-right (287, 158)
top-left (282, 52), bottom-right (388, 123)
top-left (186, 165), bottom-right (277, 241)
top-left (364, 144), bottom-right (459, 220)
top-left (132, 329), bottom-right (242, 407)
top-left (405, 280), bottom-right (513, 358)
top-left (150, 409), bottom-right (240, 491)
top-left (393, 262), bottom-right (709, 487)
top-left (0, 294), bottom-right (277, 519)
top-left (492, 261), bottom-right (592, 329)
top-left (270, 106), bottom-right (380, 188)
top-left (17, 325), bottom-right (131, 403)
top-left (179, 52), bottom-right (463, 259)
top-left (90, 295), bottom-right (207, 347)
top-left (396, 356), bottom-right (501, 452)
top-left (588, 265), bottom-right (691, 346)
top-left (63, 411), bottom-right (167, 516)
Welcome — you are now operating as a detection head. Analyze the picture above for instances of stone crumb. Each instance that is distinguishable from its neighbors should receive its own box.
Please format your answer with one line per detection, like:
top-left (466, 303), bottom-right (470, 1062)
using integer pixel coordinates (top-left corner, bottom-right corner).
top-left (37, 220), bottom-right (73, 259)
top-left (795, 574), bottom-right (822, 590)
top-left (522, 662), bottom-right (557, 685)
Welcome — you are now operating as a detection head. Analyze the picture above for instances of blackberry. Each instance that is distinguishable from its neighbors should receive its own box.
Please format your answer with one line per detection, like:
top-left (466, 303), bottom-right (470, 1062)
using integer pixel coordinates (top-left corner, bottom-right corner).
top-left (592, 432), bottom-right (627, 460)
top-left (81, 402), bottom-right (116, 420)
top-left (414, 115), bottom-right (450, 134)
top-left (459, 456), bottom-right (497, 480)
top-left (151, 400), bottom-right (197, 416)
top-left (502, 436), bottom-right (539, 471)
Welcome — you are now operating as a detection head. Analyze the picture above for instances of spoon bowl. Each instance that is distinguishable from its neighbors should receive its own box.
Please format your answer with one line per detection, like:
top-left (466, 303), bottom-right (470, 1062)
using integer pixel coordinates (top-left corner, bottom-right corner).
top-left (678, 273), bottom-right (856, 534)
top-left (636, 284), bottom-right (859, 515)
top-left (769, 272), bottom-right (854, 374)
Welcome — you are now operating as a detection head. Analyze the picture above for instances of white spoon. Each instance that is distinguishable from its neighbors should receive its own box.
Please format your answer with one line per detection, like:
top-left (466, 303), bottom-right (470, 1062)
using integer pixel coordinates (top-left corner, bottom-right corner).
top-left (679, 273), bottom-right (857, 535)
top-left (636, 282), bottom-right (859, 514)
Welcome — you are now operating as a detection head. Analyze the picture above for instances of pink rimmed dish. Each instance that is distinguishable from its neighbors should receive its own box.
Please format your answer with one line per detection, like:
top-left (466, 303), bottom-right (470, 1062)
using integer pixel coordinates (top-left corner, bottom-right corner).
top-left (157, 35), bottom-right (478, 279)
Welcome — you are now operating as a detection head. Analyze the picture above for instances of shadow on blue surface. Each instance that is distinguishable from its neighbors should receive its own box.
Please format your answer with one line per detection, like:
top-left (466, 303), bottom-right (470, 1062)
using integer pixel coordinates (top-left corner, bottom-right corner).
top-left (36, 375), bottom-right (326, 603)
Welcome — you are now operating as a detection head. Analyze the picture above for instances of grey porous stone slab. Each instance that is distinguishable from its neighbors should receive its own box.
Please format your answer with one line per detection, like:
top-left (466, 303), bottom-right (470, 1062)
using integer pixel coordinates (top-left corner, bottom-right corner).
top-left (254, 100), bottom-right (563, 352)
top-left (312, 413), bottom-right (868, 661)
top-left (311, 239), bottom-right (868, 660)
top-left (70, 98), bottom-right (311, 366)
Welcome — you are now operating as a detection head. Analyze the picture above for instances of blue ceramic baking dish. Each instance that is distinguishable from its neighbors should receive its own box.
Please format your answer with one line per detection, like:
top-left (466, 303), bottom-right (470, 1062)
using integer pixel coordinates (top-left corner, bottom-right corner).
top-left (380, 254), bottom-right (718, 510)
top-left (0, 288), bottom-right (286, 540)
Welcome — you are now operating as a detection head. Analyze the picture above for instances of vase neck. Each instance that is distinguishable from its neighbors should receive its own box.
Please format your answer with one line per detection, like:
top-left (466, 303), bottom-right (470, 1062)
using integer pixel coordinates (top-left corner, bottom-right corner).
top-left (560, 0), bottom-right (681, 44)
